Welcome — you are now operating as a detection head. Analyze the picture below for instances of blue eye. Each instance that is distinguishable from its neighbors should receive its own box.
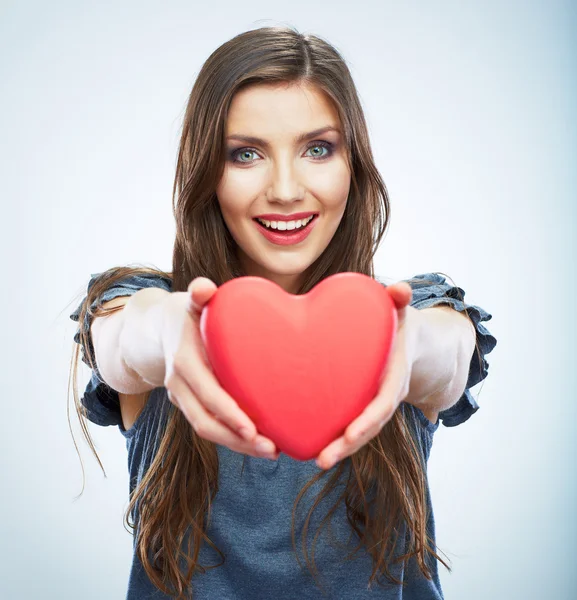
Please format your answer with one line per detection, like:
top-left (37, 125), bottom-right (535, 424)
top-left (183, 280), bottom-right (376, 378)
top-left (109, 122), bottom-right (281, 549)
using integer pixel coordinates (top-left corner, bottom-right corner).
top-left (229, 140), bottom-right (334, 165)
top-left (305, 141), bottom-right (332, 159)
top-left (233, 149), bottom-right (258, 163)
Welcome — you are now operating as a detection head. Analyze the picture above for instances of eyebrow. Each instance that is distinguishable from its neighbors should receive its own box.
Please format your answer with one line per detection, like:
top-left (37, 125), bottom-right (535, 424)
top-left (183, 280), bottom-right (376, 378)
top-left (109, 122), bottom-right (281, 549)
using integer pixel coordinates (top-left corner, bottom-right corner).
top-left (226, 125), bottom-right (341, 147)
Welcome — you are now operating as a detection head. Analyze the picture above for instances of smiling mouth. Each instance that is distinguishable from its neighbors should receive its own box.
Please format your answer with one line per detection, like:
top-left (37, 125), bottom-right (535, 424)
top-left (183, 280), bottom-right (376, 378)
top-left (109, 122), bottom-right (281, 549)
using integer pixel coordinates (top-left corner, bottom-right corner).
top-left (253, 215), bottom-right (317, 231)
top-left (252, 214), bottom-right (319, 245)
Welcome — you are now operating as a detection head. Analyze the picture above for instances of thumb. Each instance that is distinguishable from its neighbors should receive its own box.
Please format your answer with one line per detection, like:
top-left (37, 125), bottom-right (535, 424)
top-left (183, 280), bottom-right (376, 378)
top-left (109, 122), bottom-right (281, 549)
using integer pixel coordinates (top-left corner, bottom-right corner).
top-left (386, 281), bottom-right (413, 310)
top-left (187, 277), bottom-right (218, 318)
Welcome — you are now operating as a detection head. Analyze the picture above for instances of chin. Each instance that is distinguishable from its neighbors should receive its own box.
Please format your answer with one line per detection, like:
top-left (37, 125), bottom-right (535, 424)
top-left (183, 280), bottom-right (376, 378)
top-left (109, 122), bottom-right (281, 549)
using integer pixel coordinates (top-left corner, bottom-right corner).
top-left (260, 268), bottom-right (307, 282)
top-left (239, 242), bottom-right (321, 282)
top-left (262, 256), bottom-right (314, 276)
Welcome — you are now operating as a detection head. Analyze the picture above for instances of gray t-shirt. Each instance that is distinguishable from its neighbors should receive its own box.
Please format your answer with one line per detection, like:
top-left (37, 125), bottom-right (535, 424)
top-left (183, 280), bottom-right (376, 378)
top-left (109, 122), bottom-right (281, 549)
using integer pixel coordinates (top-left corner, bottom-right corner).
top-left (70, 272), bottom-right (497, 599)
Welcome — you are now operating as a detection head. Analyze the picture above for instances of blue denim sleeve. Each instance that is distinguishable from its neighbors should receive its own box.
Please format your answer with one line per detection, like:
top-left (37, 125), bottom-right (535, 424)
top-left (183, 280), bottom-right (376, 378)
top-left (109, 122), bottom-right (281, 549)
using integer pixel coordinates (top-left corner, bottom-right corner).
top-left (69, 271), bottom-right (173, 426)
top-left (404, 272), bottom-right (497, 429)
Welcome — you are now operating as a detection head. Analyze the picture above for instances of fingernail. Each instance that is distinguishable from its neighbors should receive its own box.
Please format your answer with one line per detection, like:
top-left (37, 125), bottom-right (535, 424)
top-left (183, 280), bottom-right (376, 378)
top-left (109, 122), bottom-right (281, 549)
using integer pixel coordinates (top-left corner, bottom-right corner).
top-left (255, 441), bottom-right (274, 456)
top-left (319, 454), bottom-right (339, 470)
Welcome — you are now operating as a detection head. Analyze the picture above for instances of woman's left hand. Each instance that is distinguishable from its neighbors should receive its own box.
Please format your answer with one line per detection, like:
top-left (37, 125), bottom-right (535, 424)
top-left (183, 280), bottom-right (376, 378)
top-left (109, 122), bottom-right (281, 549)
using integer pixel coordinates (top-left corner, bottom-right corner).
top-left (315, 281), bottom-right (419, 470)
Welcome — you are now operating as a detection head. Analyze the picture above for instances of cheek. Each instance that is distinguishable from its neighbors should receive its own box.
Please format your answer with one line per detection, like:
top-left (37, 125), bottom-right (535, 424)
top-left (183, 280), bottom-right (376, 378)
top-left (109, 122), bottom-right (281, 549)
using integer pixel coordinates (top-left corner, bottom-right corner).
top-left (216, 197), bottom-right (249, 235)
top-left (217, 167), bottom-right (261, 210)
top-left (308, 163), bottom-right (351, 208)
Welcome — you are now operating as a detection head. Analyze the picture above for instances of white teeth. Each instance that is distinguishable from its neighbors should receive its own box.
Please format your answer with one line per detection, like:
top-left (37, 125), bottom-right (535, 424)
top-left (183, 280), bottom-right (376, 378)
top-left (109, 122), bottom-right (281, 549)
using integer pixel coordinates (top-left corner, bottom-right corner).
top-left (256, 215), bottom-right (314, 230)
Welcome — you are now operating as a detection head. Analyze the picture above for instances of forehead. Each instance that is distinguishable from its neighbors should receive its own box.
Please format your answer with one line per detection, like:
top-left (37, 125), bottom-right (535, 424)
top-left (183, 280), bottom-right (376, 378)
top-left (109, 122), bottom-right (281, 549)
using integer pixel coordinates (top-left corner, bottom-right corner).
top-left (225, 82), bottom-right (341, 135)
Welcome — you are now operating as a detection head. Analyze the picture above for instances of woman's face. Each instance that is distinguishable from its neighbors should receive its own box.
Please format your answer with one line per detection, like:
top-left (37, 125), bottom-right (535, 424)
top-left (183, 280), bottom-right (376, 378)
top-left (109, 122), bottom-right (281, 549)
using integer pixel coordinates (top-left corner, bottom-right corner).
top-left (216, 81), bottom-right (351, 293)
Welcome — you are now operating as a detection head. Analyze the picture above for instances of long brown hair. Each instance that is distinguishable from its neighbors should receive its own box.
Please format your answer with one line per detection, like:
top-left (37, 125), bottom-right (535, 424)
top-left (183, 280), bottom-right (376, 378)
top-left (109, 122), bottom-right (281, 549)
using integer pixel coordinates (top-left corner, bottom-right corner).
top-left (69, 26), bottom-right (482, 598)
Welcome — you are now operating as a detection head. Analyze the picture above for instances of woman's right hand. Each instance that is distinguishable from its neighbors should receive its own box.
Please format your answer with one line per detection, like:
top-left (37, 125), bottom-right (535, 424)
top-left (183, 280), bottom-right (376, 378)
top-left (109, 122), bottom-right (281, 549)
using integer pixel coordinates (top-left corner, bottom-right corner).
top-left (161, 277), bottom-right (280, 461)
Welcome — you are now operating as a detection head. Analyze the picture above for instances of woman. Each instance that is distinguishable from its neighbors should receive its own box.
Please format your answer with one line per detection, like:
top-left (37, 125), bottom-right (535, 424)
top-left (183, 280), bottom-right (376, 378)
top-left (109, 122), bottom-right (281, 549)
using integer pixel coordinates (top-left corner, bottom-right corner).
top-left (69, 25), bottom-right (497, 600)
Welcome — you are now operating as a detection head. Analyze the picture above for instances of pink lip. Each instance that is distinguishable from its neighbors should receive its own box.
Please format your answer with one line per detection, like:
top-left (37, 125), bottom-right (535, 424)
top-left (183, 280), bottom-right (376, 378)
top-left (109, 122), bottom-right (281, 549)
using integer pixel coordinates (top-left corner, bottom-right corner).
top-left (253, 215), bottom-right (318, 246)
top-left (254, 211), bottom-right (318, 222)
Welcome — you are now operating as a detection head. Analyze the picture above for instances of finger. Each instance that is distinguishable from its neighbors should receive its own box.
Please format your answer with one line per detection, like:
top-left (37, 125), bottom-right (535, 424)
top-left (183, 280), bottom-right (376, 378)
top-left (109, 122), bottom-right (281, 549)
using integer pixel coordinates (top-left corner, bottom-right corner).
top-left (345, 371), bottom-right (405, 445)
top-left (315, 376), bottom-right (401, 470)
top-left (187, 277), bottom-right (218, 318)
top-left (168, 376), bottom-right (279, 459)
top-left (172, 350), bottom-right (258, 442)
top-left (342, 330), bottom-right (408, 444)
top-left (316, 407), bottom-right (393, 471)
top-left (351, 406), bottom-right (393, 444)
top-left (386, 282), bottom-right (413, 309)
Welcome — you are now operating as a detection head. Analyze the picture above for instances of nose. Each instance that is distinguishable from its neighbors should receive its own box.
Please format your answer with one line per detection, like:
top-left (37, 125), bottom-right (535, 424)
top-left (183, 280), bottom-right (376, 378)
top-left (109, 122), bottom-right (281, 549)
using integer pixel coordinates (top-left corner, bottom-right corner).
top-left (266, 160), bottom-right (305, 205)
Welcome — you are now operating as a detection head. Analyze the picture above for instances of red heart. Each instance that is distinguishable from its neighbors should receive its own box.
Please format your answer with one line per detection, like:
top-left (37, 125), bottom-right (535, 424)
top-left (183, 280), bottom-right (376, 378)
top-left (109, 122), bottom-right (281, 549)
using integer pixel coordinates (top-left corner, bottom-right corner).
top-left (199, 273), bottom-right (397, 461)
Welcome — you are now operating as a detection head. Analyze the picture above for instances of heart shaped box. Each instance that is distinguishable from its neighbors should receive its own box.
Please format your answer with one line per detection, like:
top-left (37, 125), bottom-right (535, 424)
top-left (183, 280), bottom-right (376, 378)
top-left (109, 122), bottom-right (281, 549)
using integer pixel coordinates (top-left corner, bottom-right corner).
top-left (200, 273), bottom-right (397, 461)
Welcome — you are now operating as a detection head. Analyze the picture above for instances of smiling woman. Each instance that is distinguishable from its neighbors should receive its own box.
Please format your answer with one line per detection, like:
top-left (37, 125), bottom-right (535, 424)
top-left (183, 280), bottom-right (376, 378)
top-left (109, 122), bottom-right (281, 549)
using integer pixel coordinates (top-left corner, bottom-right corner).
top-left (68, 24), bottom-right (496, 600)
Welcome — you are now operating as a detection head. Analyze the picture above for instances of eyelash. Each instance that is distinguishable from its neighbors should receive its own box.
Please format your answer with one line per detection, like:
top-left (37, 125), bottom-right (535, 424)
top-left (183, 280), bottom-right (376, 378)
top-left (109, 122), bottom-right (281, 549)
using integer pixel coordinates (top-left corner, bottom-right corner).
top-left (229, 141), bottom-right (334, 165)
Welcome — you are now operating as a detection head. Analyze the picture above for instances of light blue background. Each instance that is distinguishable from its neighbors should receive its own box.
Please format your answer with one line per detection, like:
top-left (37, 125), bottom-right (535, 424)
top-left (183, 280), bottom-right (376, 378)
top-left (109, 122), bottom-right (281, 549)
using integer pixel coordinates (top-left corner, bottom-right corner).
top-left (1, 1), bottom-right (575, 598)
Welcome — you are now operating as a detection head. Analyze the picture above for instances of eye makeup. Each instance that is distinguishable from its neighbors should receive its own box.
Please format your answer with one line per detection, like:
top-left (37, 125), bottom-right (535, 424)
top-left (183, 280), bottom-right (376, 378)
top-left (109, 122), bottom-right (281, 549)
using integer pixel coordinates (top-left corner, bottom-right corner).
top-left (228, 140), bottom-right (335, 165)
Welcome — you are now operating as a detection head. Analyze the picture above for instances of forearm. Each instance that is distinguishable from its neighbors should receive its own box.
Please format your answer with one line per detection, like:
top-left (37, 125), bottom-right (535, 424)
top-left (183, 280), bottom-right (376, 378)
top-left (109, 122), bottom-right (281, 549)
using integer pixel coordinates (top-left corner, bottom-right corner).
top-left (118, 288), bottom-right (187, 390)
top-left (405, 304), bottom-right (476, 411)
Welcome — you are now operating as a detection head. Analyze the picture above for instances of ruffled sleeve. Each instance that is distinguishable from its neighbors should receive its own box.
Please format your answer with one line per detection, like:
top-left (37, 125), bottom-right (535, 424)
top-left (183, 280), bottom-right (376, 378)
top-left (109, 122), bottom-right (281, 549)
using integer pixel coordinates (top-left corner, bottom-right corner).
top-left (69, 271), bottom-right (172, 427)
top-left (404, 272), bottom-right (497, 429)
